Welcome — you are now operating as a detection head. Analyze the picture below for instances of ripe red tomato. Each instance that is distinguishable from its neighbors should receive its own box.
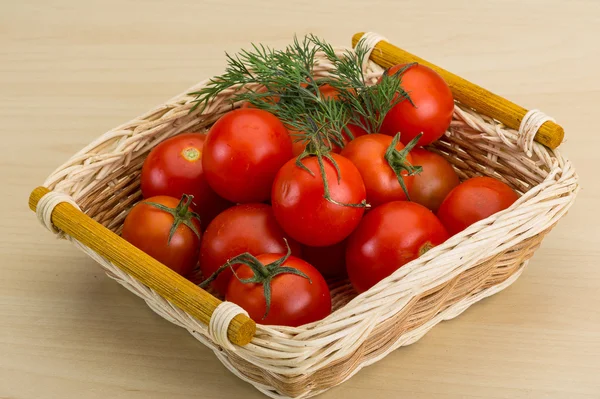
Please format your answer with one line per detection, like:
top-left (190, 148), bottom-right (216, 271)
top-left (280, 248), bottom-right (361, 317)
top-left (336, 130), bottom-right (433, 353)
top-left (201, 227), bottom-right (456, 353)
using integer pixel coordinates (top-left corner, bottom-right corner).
top-left (300, 239), bottom-right (347, 279)
top-left (140, 133), bottom-right (232, 227)
top-left (290, 124), bottom-right (368, 157)
top-left (346, 201), bottom-right (449, 293)
top-left (437, 176), bottom-right (519, 235)
top-left (341, 133), bottom-right (416, 207)
top-left (271, 153), bottom-right (366, 247)
top-left (409, 148), bottom-right (460, 212)
top-left (226, 253), bottom-right (331, 326)
top-left (199, 203), bottom-right (301, 295)
top-left (380, 64), bottom-right (454, 146)
top-left (203, 108), bottom-right (293, 203)
top-left (122, 195), bottom-right (201, 276)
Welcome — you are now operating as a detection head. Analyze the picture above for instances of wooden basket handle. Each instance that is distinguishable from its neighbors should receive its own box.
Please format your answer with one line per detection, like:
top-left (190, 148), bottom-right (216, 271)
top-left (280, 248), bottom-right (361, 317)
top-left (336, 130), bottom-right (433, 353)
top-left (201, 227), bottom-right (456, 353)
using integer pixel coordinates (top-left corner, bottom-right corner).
top-left (29, 186), bottom-right (256, 346)
top-left (352, 32), bottom-right (564, 150)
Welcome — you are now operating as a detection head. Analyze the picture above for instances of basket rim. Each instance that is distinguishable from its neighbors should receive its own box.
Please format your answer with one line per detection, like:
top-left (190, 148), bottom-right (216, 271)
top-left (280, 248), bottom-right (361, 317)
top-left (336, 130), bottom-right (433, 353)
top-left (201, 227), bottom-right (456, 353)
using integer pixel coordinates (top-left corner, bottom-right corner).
top-left (33, 44), bottom-right (580, 389)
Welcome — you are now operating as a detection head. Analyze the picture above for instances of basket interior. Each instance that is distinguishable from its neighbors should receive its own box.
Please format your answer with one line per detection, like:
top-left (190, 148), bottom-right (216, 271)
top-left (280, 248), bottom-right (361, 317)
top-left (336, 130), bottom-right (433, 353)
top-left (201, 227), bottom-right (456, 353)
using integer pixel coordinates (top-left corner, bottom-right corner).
top-left (71, 104), bottom-right (551, 313)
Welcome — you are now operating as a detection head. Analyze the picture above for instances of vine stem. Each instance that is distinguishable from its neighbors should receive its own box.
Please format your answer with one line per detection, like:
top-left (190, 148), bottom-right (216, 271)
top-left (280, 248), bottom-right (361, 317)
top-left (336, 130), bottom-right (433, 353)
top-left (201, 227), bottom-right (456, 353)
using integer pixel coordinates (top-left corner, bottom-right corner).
top-left (143, 194), bottom-right (202, 243)
top-left (198, 240), bottom-right (311, 319)
top-left (384, 133), bottom-right (424, 200)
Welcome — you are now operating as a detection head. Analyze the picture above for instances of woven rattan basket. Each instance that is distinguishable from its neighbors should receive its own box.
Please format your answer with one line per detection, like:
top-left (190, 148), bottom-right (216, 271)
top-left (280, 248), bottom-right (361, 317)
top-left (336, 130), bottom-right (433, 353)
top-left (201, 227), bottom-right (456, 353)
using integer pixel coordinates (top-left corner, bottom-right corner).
top-left (29, 32), bottom-right (579, 398)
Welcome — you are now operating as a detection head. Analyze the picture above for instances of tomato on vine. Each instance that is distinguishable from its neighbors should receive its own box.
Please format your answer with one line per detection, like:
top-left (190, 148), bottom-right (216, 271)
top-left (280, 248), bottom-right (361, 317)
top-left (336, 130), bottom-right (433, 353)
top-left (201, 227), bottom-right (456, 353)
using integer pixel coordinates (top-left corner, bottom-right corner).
top-left (122, 195), bottom-right (202, 276)
top-left (341, 133), bottom-right (421, 207)
top-left (271, 153), bottom-right (367, 247)
top-left (228, 253), bottom-right (330, 326)
top-left (201, 248), bottom-right (331, 327)
top-left (199, 203), bottom-right (301, 296)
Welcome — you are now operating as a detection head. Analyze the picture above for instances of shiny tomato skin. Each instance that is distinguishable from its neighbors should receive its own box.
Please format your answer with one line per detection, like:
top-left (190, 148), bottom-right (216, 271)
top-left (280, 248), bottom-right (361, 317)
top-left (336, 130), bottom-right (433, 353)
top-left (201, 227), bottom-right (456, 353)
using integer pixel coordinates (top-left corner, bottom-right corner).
top-left (380, 64), bottom-right (454, 146)
top-left (226, 254), bottom-right (331, 326)
top-left (271, 154), bottom-right (366, 247)
top-left (437, 176), bottom-right (519, 235)
top-left (203, 108), bottom-right (293, 203)
top-left (140, 133), bottom-right (231, 227)
top-left (300, 239), bottom-right (348, 279)
top-left (199, 203), bottom-right (301, 296)
top-left (341, 133), bottom-right (414, 207)
top-left (122, 196), bottom-right (201, 277)
top-left (346, 201), bottom-right (449, 293)
top-left (409, 148), bottom-right (460, 212)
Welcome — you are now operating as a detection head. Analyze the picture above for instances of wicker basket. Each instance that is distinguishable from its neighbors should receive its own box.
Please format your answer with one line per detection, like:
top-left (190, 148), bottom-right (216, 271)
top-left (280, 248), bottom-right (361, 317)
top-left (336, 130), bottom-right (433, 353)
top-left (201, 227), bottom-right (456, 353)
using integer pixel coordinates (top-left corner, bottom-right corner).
top-left (29, 32), bottom-right (579, 398)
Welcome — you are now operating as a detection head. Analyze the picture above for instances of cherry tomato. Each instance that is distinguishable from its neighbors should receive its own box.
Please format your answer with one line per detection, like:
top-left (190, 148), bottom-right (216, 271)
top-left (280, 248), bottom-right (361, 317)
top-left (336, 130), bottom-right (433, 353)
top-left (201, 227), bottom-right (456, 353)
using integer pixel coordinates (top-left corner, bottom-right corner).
top-left (203, 108), bottom-right (293, 203)
top-left (122, 195), bottom-right (201, 276)
top-left (272, 153), bottom-right (366, 247)
top-left (199, 203), bottom-right (301, 295)
top-left (437, 176), bottom-right (519, 235)
top-left (380, 64), bottom-right (454, 146)
top-left (409, 148), bottom-right (460, 212)
top-left (300, 240), bottom-right (347, 279)
top-left (140, 133), bottom-right (232, 227)
top-left (346, 201), bottom-right (449, 293)
top-left (226, 253), bottom-right (331, 326)
top-left (341, 133), bottom-right (415, 207)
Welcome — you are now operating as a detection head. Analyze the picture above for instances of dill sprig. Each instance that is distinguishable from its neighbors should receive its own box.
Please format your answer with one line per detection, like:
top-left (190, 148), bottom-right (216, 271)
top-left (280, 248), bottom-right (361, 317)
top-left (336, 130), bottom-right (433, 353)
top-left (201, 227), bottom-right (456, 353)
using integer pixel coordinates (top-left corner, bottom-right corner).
top-left (189, 34), bottom-right (414, 207)
top-left (308, 34), bottom-right (413, 134)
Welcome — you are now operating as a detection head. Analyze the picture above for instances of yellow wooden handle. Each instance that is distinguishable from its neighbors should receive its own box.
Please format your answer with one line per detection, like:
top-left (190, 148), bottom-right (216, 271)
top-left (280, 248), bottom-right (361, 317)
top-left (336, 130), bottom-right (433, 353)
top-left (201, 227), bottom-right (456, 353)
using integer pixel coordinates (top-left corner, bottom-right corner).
top-left (29, 186), bottom-right (256, 346)
top-left (352, 32), bottom-right (564, 150)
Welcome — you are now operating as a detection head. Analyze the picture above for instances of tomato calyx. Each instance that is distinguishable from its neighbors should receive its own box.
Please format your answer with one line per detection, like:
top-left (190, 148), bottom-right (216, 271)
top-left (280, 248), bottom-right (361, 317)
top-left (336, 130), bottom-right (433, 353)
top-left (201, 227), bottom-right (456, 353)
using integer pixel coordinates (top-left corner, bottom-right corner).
top-left (199, 241), bottom-right (311, 319)
top-left (384, 133), bottom-right (423, 200)
top-left (143, 194), bottom-right (202, 244)
top-left (181, 147), bottom-right (201, 162)
top-left (419, 241), bottom-right (434, 256)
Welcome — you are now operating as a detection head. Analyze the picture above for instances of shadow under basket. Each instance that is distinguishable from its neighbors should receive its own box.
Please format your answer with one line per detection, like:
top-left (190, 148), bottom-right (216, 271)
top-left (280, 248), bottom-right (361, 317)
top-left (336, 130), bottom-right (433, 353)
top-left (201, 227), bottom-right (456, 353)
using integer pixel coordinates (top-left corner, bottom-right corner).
top-left (29, 32), bottom-right (579, 398)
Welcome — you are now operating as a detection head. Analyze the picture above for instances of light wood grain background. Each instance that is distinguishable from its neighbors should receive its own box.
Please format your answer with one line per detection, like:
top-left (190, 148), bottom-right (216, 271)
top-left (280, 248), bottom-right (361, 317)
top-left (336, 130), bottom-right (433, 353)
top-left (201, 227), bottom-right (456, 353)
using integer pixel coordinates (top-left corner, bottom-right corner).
top-left (1, 1), bottom-right (599, 398)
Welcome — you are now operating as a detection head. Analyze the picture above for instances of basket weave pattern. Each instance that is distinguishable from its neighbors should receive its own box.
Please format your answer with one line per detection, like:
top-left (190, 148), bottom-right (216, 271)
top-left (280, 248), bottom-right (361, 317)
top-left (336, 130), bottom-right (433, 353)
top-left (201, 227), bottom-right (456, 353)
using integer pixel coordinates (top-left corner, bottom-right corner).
top-left (41, 43), bottom-right (578, 398)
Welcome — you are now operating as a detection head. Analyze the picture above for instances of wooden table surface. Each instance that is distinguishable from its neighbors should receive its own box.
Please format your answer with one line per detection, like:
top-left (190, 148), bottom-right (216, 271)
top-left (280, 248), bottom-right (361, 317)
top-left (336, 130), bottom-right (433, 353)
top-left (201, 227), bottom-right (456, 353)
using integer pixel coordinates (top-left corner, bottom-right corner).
top-left (1, 1), bottom-right (599, 398)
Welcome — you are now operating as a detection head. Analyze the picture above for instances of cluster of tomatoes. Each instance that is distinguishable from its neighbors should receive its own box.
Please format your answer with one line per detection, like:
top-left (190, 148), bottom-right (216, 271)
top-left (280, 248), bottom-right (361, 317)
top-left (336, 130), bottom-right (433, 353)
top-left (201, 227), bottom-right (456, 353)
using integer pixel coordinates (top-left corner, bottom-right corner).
top-left (122, 64), bottom-right (518, 327)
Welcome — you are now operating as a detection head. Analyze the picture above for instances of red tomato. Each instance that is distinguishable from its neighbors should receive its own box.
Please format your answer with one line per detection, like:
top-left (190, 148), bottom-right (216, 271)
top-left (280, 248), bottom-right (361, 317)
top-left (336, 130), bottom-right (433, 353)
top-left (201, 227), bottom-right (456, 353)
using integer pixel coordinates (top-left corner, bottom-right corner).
top-left (203, 108), bottom-right (293, 203)
top-left (346, 201), bottom-right (449, 293)
top-left (271, 153), bottom-right (367, 247)
top-left (140, 133), bottom-right (232, 227)
top-left (199, 203), bottom-right (301, 295)
top-left (380, 64), bottom-right (454, 146)
top-left (341, 133), bottom-right (416, 207)
top-left (122, 195), bottom-right (201, 276)
top-left (300, 240), bottom-right (347, 279)
top-left (437, 176), bottom-right (519, 235)
top-left (409, 148), bottom-right (460, 212)
top-left (290, 124), bottom-right (368, 157)
top-left (226, 253), bottom-right (331, 326)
